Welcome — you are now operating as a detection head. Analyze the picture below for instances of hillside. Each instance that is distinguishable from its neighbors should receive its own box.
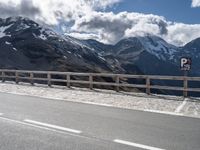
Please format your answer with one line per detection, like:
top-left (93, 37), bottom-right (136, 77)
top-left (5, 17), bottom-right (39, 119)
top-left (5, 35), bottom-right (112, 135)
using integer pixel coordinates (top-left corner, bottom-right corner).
top-left (0, 17), bottom-right (114, 73)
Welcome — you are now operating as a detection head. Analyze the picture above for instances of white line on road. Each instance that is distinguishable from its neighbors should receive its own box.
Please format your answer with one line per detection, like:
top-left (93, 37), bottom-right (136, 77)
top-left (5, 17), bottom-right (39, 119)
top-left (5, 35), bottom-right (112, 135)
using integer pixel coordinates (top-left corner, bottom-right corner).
top-left (24, 119), bottom-right (82, 134)
top-left (0, 113), bottom-right (3, 116)
top-left (0, 116), bottom-right (87, 139)
top-left (114, 139), bottom-right (165, 150)
top-left (175, 98), bottom-right (187, 113)
top-left (144, 109), bottom-right (183, 116)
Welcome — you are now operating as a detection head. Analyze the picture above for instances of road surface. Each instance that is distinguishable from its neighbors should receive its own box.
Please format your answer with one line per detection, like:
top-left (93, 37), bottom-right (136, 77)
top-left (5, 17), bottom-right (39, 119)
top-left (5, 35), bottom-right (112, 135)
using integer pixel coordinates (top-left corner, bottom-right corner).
top-left (0, 92), bottom-right (199, 150)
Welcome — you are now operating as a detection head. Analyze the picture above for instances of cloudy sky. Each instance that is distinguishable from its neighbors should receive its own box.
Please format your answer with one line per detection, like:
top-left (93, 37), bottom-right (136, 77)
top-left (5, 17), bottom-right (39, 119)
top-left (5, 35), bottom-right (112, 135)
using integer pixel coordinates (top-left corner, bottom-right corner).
top-left (0, 0), bottom-right (200, 46)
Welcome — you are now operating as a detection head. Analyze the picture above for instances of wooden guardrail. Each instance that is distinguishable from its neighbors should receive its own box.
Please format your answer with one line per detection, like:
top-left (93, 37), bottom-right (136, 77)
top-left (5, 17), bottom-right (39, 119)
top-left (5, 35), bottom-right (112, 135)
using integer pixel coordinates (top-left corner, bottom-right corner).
top-left (0, 69), bottom-right (200, 97)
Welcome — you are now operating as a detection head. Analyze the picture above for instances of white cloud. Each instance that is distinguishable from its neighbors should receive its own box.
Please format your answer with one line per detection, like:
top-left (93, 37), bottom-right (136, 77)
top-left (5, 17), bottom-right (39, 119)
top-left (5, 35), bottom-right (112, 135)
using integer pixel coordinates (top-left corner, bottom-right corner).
top-left (165, 23), bottom-right (200, 46)
top-left (192, 0), bottom-right (200, 7)
top-left (0, 0), bottom-right (200, 46)
top-left (71, 11), bottom-right (200, 46)
top-left (71, 11), bottom-right (168, 44)
top-left (0, 0), bottom-right (121, 25)
top-left (67, 32), bottom-right (100, 40)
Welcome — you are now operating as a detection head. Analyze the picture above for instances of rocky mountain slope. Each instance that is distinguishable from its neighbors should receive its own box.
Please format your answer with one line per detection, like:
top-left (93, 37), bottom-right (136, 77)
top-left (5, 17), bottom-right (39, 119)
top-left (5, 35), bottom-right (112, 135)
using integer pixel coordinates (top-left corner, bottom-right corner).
top-left (83, 35), bottom-right (200, 77)
top-left (0, 17), bottom-right (114, 73)
top-left (0, 17), bottom-right (200, 76)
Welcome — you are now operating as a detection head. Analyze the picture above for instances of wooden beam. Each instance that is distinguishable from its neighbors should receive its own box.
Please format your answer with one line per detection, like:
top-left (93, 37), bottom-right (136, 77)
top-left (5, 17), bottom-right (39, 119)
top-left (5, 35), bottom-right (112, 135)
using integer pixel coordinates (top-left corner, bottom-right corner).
top-left (67, 74), bottom-right (71, 88)
top-left (89, 74), bottom-right (93, 90)
top-left (15, 71), bottom-right (19, 84)
top-left (2, 71), bottom-right (5, 82)
top-left (183, 77), bottom-right (188, 97)
top-left (115, 75), bottom-right (120, 92)
top-left (146, 77), bottom-right (151, 95)
top-left (47, 73), bottom-right (51, 87)
top-left (30, 72), bottom-right (34, 85)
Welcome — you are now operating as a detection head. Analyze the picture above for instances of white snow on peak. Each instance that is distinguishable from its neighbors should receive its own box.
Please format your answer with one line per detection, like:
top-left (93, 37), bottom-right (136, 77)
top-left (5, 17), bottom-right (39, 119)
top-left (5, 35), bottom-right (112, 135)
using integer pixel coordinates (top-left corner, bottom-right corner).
top-left (45, 29), bottom-right (57, 37)
top-left (38, 33), bottom-right (47, 40)
top-left (5, 41), bottom-right (11, 45)
top-left (15, 23), bottom-right (30, 31)
top-left (38, 28), bottom-right (48, 40)
top-left (64, 35), bottom-right (93, 50)
top-left (0, 24), bottom-right (13, 38)
top-left (13, 47), bottom-right (17, 51)
top-left (37, 28), bottom-right (57, 40)
top-left (137, 36), bottom-right (178, 61)
top-left (98, 54), bottom-right (106, 61)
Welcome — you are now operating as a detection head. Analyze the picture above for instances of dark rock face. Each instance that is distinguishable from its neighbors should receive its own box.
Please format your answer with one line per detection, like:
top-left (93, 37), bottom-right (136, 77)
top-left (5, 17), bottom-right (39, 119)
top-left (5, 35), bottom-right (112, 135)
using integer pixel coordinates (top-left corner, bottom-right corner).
top-left (0, 17), bottom-right (113, 73)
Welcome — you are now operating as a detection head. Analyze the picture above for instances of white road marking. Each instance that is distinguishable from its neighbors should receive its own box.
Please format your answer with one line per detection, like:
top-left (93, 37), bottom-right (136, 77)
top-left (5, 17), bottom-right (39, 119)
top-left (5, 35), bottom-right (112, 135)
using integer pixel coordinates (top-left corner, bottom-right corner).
top-left (175, 98), bottom-right (187, 113)
top-left (0, 116), bottom-right (87, 139)
top-left (144, 109), bottom-right (183, 116)
top-left (24, 119), bottom-right (82, 134)
top-left (80, 101), bottom-right (113, 107)
top-left (114, 139), bottom-right (165, 150)
top-left (0, 113), bottom-right (3, 116)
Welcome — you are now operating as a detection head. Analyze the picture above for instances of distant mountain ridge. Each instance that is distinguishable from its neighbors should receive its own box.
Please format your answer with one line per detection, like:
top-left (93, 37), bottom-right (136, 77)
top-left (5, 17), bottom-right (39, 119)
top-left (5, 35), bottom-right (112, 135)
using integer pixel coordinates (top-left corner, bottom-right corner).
top-left (0, 16), bottom-right (200, 77)
top-left (83, 35), bottom-right (200, 76)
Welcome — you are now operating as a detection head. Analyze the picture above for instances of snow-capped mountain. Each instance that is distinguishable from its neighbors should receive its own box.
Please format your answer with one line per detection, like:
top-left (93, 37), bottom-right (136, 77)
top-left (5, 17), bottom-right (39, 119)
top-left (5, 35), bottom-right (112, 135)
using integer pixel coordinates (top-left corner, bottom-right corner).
top-left (113, 35), bottom-right (179, 61)
top-left (181, 38), bottom-right (200, 76)
top-left (93, 35), bottom-right (182, 76)
top-left (84, 35), bottom-right (199, 76)
top-left (0, 17), bottom-right (114, 73)
top-left (0, 16), bottom-right (200, 77)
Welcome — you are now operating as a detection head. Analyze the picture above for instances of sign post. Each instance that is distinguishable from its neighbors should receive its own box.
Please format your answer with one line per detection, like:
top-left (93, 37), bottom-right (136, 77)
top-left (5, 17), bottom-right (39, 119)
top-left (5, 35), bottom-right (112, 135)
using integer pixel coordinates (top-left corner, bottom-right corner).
top-left (180, 57), bottom-right (192, 97)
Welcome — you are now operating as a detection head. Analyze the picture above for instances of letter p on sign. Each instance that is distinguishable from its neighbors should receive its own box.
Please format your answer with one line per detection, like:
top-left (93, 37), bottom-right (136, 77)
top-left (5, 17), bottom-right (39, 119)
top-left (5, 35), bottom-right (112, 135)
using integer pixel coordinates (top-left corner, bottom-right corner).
top-left (180, 57), bottom-right (191, 71)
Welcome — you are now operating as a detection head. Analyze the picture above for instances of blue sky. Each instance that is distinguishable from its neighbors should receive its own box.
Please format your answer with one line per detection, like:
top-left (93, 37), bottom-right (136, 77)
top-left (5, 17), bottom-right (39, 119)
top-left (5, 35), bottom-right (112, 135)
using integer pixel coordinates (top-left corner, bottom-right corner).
top-left (0, 0), bottom-right (200, 45)
top-left (109, 0), bottom-right (200, 24)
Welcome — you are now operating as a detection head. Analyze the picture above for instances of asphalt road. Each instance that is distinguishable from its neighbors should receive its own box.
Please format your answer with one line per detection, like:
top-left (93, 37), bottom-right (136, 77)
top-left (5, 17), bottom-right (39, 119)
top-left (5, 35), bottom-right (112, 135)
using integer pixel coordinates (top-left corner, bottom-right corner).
top-left (0, 92), bottom-right (200, 150)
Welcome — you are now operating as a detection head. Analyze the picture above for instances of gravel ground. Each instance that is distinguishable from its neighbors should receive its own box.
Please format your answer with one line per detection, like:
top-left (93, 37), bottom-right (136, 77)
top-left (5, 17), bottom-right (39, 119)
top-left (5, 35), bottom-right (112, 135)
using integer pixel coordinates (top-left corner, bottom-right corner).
top-left (0, 82), bottom-right (199, 118)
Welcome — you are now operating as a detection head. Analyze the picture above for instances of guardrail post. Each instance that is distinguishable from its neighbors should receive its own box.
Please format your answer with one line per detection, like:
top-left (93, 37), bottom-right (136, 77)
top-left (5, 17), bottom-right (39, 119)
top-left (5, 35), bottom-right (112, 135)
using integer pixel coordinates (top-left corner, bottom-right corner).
top-left (15, 71), bottom-right (19, 84)
top-left (115, 75), bottom-right (120, 92)
top-left (183, 77), bottom-right (188, 97)
top-left (47, 73), bottom-right (51, 87)
top-left (146, 77), bottom-right (151, 95)
top-left (2, 71), bottom-right (5, 82)
top-left (89, 74), bottom-right (93, 90)
top-left (67, 74), bottom-right (71, 88)
top-left (30, 72), bottom-right (34, 85)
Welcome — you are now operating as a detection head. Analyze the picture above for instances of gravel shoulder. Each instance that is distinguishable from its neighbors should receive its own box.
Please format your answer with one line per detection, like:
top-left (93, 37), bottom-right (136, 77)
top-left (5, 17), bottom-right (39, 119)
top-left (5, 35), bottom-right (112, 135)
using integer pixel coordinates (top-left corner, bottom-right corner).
top-left (0, 82), bottom-right (199, 118)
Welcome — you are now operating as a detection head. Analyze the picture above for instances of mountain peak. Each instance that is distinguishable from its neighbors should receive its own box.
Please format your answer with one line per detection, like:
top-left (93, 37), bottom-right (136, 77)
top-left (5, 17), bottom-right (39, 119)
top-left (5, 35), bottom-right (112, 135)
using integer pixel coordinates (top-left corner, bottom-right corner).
top-left (0, 16), bottom-right (38, 26)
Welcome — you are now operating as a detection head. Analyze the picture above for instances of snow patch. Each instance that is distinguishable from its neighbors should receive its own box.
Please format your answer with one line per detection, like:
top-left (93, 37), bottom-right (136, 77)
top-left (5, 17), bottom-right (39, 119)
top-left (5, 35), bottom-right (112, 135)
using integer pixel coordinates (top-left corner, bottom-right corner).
top-left (38, 34), bottom-right (47, 40)
top-left (137, 36), bottom-right (178, 61)
top-left (37, 28), bottom-right (58, 40)
top-left (13, 47), bottom-right (17, 51)
top-left (77, 54), bottom-right (82, 58)
top-left (5, 41), bottom-right (11, 45)
top-left (64, 35), bottom-right (92, 50)
top-left (98, 56), bottom-right (106, 61)
top-left (45, 29), bottom-right (57, 37)
top-left (0, 24), bottom-right (13, 38)
top-left (15, 23), bottom-right (30, 31)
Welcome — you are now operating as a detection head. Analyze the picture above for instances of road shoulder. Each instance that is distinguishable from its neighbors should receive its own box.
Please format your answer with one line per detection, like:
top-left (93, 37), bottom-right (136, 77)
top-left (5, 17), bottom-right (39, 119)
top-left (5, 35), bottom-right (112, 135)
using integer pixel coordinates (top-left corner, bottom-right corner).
top-left (0, 82), bottom-right (199, 119)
